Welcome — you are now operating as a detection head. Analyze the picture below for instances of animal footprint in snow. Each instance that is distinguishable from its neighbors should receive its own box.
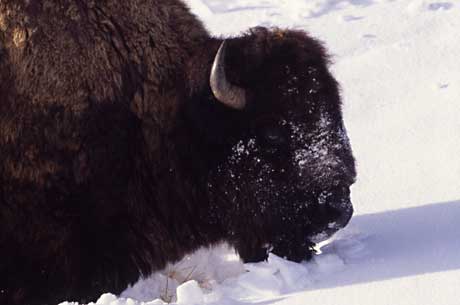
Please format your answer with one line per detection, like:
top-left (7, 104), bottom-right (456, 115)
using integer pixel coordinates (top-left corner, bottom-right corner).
top-left (428, 2), bottom-right (453, 10)
top-left (407, 0), bottom-right (454, 13)
top-left (342, 15), bottom-right (365, 22)
top-left (363, 34), bottom-right (377, 39)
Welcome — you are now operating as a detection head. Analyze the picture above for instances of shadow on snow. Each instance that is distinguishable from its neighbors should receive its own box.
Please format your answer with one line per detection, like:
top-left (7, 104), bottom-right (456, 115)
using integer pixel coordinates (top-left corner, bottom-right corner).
top-left (310, 199), bottom-right (460, 290)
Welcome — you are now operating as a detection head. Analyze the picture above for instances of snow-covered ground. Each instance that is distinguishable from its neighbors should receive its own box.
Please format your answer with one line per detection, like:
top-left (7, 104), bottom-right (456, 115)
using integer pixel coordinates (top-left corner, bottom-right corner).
top-left (61, 1), bottom-right (460, 304)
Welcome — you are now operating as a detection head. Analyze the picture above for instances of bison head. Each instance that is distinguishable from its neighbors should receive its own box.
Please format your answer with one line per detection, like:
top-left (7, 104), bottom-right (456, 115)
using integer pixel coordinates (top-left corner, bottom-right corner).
top-left (186, 27), bottom-right (356, 263)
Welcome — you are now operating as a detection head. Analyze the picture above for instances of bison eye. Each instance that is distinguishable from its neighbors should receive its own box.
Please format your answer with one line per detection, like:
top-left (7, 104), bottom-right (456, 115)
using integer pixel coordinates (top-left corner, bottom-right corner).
top-left (262, 126), bottom-right (288, 147)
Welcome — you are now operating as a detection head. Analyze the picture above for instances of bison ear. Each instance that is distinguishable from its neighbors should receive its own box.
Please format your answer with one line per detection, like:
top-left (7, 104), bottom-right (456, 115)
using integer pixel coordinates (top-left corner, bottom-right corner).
top-left (210, 40), bottom-right (247, 110)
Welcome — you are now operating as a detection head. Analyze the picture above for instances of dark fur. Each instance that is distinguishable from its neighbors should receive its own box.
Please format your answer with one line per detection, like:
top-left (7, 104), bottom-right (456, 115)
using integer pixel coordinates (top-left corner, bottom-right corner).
top-left (0, 1), bottom-right (356, 304)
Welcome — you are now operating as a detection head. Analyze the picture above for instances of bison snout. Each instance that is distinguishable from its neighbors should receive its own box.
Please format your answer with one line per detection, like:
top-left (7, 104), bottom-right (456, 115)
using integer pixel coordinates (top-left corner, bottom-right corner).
top-left (308, 186), bottom-right (354, 243)
top-left (325, 186), bottom-right (353, 223)
top-left (331, 198), bottom-right (353, 229)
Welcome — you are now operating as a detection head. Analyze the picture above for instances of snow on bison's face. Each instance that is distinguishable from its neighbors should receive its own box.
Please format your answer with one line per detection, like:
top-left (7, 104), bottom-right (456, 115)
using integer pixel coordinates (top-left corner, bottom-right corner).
top-left (205, 34), bottom-right (356, 263)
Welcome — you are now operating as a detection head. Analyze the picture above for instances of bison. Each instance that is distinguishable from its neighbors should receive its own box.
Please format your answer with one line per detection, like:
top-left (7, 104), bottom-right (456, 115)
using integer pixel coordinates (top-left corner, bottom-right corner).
top-left (0, 0), bottom-right (356, 304)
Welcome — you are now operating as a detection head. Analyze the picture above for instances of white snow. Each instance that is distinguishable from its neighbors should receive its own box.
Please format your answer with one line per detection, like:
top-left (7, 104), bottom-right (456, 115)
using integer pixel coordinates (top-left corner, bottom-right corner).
top-left (61, 0), bottom-right (460, 304)
top-left (176, 281), bottom-right (204, 304)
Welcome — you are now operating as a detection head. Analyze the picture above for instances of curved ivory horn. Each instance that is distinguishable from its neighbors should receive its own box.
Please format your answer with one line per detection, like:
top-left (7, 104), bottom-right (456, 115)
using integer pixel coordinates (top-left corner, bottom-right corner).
top-left (210, 40), bottom-right (247, 110)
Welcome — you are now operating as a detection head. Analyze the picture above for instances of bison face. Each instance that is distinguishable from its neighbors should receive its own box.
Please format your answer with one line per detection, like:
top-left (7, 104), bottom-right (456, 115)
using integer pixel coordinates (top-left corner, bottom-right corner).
top-left (189, 28), bottom-right (356, 263)
top-left (209, 105), bottom-right (356, 263)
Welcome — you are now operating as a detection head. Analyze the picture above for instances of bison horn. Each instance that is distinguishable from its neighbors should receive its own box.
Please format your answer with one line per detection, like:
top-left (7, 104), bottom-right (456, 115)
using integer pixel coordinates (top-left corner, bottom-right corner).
top-left (210, 40), bottom-right (247, 110)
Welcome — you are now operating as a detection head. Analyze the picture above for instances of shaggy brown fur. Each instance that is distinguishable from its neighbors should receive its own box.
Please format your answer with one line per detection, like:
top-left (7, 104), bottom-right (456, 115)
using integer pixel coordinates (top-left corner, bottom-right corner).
top-left (0, 1), bottom-right (356, 304)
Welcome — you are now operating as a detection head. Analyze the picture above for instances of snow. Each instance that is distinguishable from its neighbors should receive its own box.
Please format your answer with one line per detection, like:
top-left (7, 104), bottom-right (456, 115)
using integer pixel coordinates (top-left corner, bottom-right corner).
top-left (60, 0), bottom-right (460, 304)
top-left (176, 281), bottom-right (204, 304)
